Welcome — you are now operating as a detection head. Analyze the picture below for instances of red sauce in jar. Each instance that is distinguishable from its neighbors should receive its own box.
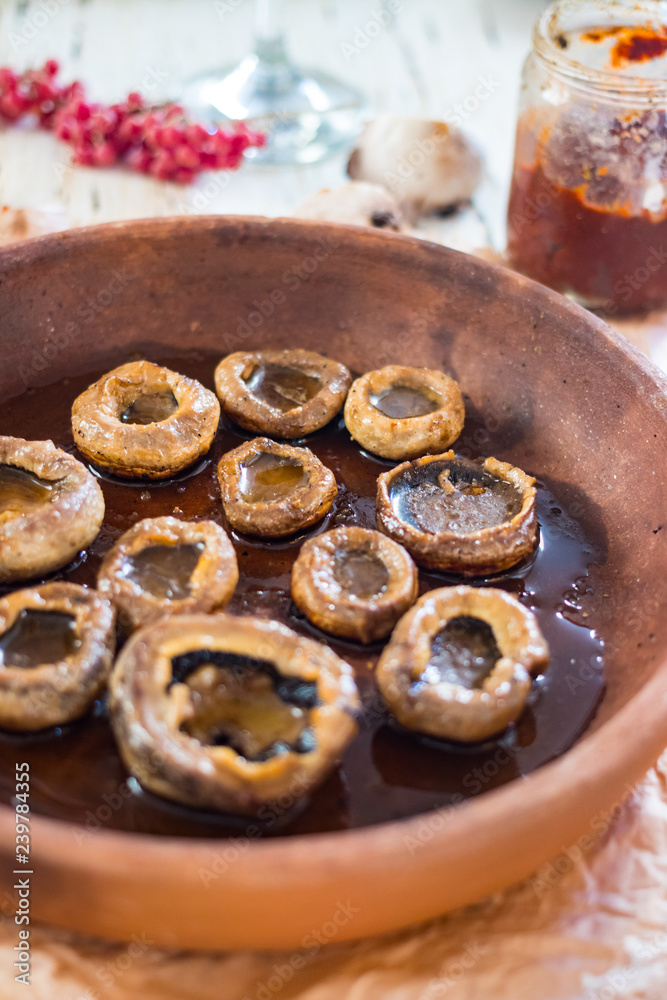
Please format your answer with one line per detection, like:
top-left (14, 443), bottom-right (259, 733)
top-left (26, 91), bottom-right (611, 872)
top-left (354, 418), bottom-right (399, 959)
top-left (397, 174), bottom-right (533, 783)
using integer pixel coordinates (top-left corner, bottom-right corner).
top-left (508, 18), bottom-right (667, 312)
top-left (611, 26), bottom-right (667, 67)
top-left (579, 25), bottom-right (667, 66)
top-left (508, 156), bottom-right (667, 314)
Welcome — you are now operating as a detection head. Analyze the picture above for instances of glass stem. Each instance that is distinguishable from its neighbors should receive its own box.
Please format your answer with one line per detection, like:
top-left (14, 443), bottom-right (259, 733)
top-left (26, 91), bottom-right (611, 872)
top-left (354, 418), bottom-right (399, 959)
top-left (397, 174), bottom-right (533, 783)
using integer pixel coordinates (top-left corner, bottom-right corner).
top-left (253, 0), bottom-right (289, 65)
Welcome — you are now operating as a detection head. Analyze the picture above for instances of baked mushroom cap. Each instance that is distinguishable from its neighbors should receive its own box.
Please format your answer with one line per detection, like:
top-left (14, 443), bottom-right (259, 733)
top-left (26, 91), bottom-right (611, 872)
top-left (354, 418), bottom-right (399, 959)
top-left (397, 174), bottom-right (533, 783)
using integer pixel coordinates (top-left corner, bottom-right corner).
top-left (292, 181), bottom-right (405, 231)
top-left (71, 361), bottom-right (220, 479)
top-left (218, 437), bottom-right (337, 538)
top-left (0, 582), bottom-right (116, 731)
top-left (291, 525), bottom-right (418, 644)
top-left (377, 451), bottom-right (538, 575)
top-left (0, 436), bottom-right (105, 583)
top-left (97, 516), bottom-right (238, 631)
top-left (214, 348), bottom-right (351, 438)
top-left (109, 613), bottom-right (360, 816)
top-left (377, 585), bottom-right (549, 743)
top-left (344, 365), bottom-right (464, 460)
top-left (347, 115), bottom-right (483, 218)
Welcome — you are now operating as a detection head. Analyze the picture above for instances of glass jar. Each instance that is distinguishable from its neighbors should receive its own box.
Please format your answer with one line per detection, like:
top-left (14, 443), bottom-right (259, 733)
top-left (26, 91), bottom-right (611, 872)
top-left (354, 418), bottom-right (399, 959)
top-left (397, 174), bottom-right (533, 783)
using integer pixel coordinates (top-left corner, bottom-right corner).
top-left (507, 0), bottom-right (667, 314)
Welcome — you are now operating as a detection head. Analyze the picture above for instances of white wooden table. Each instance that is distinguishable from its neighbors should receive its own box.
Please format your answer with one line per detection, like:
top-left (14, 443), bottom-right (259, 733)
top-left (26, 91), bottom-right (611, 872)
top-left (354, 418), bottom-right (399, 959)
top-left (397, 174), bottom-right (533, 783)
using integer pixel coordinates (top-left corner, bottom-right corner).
top-left (0, 0), bottom-right (545, 244)
top-left (1, 4), bottom-right (667, 998)
top-left (2, 0), bottom-right (665, 368)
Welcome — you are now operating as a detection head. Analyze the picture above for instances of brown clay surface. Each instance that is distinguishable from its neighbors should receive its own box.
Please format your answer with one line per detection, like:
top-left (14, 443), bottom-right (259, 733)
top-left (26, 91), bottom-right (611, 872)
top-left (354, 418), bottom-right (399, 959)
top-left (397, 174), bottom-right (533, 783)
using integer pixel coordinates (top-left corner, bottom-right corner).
top-left (0, 217), bottom-right (665, 949)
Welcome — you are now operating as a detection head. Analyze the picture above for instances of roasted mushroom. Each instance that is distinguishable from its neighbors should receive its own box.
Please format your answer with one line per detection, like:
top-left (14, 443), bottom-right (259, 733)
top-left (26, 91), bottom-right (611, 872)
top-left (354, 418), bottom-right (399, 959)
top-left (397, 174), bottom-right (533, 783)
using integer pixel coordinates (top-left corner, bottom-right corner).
top-left (109, 613), bottom-right (360, 815)
top-left (218, 437), bottom-right (337, 538)
top-left (347, 115), bottom-right (483, 218)
top-left (0, 436), bottom-right (104, 583)
top-left (214, 348), bottom-right (351, 438)
top-left (377, 451), bottom-right (537, 575)
top-left (0, 582), bottom-right (116, 731)
top-left (71, 361), bottom-right (220, 479)
top-left (291, 526), bottom-right (418, 644)
top-left (292, 182), bottom-right (405, 231)
top-left (344, 365), bottom-right (464, 460)
top-left (377, 585), bottom-right (548, 743)
top-left (97, 516), bottom-right (238, 630)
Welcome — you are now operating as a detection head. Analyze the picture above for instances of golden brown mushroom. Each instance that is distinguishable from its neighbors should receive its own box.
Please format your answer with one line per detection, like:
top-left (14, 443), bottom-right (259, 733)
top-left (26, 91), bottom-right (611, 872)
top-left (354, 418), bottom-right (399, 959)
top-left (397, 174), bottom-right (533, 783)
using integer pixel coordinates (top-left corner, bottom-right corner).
top-left (344, 365), bottom-right (464, 460)
top-left (0, 436), bottom-right (104, 583)
top-left (0, 582), bottom-right (116, 731)
top-left (97, 516), bottom-right (238, 630)
top-left (376, 585), bottom-right (548, 743)
top-left (291, 526), bottom-right (418, 644)
top-left (109, 613), bottom-right (360, 816)
top-left (214, 348), bottom-right (351, 438)
top-left (377, 451), bottom-right (537, 575)
top-left (218, 437), bottom-right (337, 538)
top-left (71, 361), bottom-right (220, 479)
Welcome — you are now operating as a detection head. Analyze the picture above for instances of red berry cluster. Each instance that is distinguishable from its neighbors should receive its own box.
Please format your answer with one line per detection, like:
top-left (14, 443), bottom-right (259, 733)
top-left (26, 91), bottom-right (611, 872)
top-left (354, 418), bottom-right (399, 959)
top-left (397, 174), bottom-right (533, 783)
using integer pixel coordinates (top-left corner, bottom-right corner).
top-left (0, 60), bottom-right (264, 183)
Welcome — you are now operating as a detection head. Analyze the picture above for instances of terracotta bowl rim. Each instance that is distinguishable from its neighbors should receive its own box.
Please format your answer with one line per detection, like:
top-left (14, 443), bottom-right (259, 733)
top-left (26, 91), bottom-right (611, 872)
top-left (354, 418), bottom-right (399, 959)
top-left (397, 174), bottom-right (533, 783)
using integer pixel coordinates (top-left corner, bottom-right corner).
top-left (3, 210), bottom-right (667, 395)
top-left (0, 214), bottom-right (666, 875)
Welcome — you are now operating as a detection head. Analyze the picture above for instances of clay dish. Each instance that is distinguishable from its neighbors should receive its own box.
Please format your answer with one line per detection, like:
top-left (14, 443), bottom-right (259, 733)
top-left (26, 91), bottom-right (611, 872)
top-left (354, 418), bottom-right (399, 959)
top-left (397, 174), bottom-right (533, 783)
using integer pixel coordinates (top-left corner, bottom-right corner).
top-left (0, 217), bottom-right (665, 950)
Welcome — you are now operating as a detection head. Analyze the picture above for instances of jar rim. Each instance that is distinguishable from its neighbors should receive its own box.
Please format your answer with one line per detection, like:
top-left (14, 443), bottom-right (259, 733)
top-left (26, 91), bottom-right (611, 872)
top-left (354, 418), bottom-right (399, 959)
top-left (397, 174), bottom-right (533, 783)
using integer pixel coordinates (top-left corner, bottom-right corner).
top-left (534, 0), bottom-right (667, 103)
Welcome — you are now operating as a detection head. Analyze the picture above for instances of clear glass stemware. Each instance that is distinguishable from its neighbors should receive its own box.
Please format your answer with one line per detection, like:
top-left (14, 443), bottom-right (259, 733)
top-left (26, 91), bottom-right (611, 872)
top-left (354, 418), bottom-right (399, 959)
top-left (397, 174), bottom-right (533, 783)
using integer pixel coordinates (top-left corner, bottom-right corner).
top-left (182, 0), bottom-right (365, 165)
